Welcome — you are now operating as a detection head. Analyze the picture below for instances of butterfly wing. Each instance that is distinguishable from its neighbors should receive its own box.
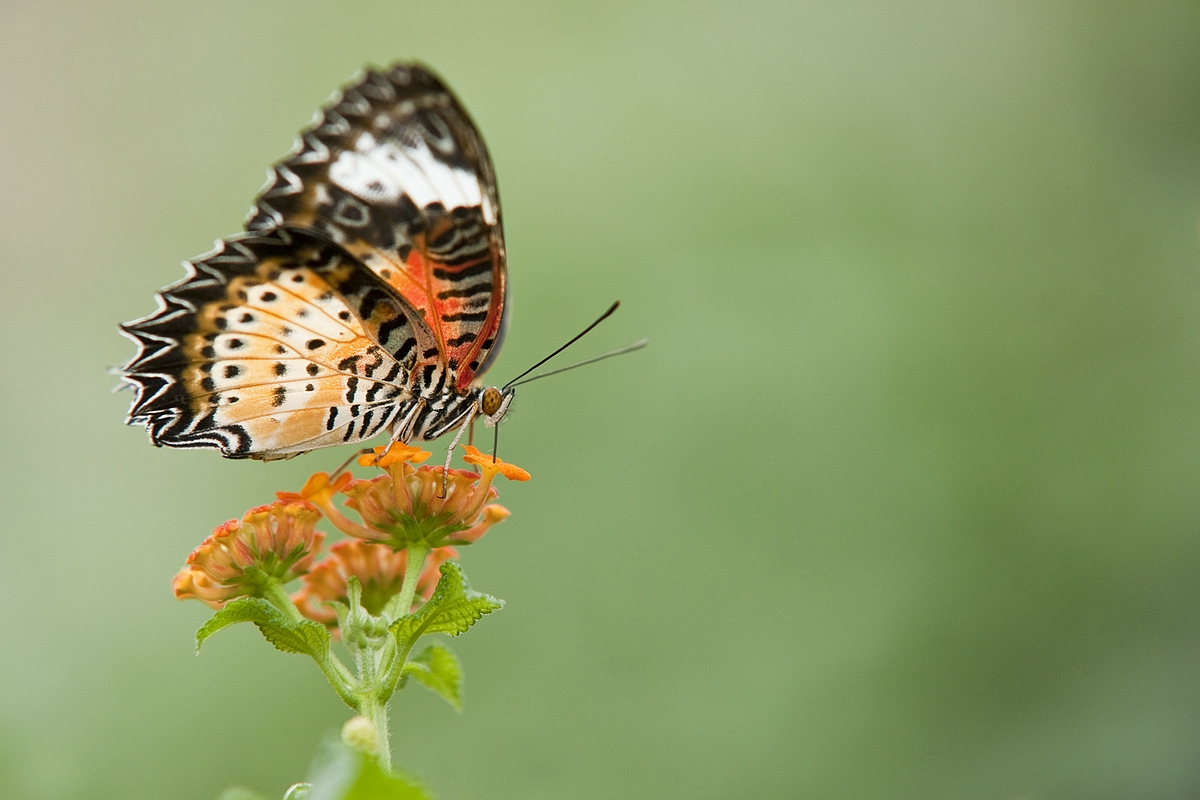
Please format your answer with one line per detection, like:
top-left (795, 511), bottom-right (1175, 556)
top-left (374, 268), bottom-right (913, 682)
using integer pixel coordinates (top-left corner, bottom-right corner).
top-left (120, 230), bottom-right (445, 459)
top-left (247, 63), bottom-right (508, 392)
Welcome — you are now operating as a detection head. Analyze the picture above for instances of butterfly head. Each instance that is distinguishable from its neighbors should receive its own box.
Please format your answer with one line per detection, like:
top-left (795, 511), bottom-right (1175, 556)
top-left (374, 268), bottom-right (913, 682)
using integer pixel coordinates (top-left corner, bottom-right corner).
top-left (478, 385), bottom-right (515, 427)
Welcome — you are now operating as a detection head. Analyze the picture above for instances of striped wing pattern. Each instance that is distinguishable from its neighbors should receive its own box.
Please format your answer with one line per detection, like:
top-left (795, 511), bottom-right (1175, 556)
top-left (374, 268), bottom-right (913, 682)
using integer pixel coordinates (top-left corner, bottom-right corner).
top-left (247, 63), bottom-right (508, 392)
top-left (121, 230), bottom-right (442, 458)
top-left (120, 63), bottom-right (504, 460)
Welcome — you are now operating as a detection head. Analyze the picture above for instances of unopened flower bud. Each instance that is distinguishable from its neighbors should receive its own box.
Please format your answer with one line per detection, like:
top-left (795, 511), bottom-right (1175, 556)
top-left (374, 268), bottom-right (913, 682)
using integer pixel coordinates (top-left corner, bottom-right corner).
top-left (341, 715), bottom-right (379, 755)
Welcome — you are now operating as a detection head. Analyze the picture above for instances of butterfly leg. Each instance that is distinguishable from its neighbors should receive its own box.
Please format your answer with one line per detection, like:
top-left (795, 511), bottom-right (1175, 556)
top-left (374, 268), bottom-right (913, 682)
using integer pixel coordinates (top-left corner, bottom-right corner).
top-left (439, 406), bottom-right (478, 498)
top-left (331, 447), bottom-right (375, 478)
top-left (380, 399), bottom-right (425, 452)
top-left (338, 401), bottom-right (425, 474)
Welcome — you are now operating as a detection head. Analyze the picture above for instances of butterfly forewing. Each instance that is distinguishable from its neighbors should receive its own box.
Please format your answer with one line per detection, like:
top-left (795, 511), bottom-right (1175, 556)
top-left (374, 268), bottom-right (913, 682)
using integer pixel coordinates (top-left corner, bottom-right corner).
top-left (246, 63), bottom-right (508, 392)
top-left (121, 230), bottom-right (445, 458)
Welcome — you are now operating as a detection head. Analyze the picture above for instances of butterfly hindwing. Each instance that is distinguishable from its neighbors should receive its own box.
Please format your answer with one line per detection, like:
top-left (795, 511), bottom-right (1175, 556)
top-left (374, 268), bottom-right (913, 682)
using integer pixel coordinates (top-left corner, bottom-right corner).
top-left (246, 63), bottom-right (508, 392)
top-left (121, 230), bottom-right (441, 459)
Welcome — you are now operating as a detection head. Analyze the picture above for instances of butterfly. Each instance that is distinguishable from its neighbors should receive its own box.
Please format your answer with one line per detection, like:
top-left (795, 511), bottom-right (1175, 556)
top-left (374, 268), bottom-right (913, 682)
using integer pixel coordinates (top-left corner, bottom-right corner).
top-left (120, 63), bottom-right (516, 460)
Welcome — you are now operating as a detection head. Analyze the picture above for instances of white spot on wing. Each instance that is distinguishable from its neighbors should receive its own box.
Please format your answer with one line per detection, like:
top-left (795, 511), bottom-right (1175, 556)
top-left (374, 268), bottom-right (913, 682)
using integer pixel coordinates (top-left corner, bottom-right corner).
top-left (326, 126), bottom-right (490, 216)
top-left (365, 141), bottom-right (440, 207)
top-left (328, 151), bottom-right (404, 204)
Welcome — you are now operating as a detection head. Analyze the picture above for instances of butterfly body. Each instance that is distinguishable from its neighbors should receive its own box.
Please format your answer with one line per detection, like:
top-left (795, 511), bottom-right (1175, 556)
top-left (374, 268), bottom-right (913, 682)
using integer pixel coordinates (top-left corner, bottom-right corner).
top-left (121, 64), bottom-right (511, 459)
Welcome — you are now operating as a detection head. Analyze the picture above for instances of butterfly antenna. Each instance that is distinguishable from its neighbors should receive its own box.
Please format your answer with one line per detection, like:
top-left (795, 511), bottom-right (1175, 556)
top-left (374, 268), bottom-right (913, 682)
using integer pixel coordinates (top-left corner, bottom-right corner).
top-left (507, 339), bottom-right (647, 388)
top-left (503, 301), bottom-right (621, 390)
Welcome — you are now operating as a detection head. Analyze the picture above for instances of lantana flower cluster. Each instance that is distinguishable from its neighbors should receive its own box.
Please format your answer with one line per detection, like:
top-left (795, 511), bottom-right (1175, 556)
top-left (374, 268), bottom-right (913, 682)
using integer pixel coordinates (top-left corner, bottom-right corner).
top-left (172, 442), bottom-right (529, 628)
top-left (173, 500), bottom-right (325, 608)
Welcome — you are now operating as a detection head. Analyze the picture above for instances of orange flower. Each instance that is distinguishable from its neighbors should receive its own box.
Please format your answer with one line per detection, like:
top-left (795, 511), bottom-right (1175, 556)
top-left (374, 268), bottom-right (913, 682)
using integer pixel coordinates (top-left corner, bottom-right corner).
top-left (291, 442), bottom-right (527, 550)
top-left (460, 445), bottom-right (532, 482)
top-left (277, 471), bottom-right (367, 538)
top-left (173, 500), bottom-right (325, 608)
top-left (293, 540), bottom-right (457, 628)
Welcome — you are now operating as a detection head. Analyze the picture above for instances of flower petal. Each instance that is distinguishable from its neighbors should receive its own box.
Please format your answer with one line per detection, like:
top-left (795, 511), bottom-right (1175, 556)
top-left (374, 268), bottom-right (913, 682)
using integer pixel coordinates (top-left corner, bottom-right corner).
top-left (461, 445), bottom-right (531, 481)
top-left (358, 442), bottom-right (431, 469)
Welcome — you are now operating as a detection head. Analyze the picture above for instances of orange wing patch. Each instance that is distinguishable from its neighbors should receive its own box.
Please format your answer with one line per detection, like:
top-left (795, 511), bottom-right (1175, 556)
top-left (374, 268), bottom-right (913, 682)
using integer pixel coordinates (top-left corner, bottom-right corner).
top-left (247, 64), bottom-right (508, 392)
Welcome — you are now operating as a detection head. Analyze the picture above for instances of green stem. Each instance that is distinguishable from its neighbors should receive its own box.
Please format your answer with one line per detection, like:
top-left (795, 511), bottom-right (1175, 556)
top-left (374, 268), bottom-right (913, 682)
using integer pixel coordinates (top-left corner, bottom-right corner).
top-left (373, 546), bottom-right (430, 718)
top-left (360, 694), bottom-right (392, 772)
top-left (318, 658), bottom-right (360, 710)
top-left (262, 579), bottom-right (304, 622)
top-left (262, 578), bottom-right (359, 706)
top-left (387, 546), bottom-right (429, 620)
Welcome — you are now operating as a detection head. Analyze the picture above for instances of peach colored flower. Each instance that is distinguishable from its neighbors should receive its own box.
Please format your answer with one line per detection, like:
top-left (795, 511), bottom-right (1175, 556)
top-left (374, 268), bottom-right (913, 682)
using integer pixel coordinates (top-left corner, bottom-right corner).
top-left (286, 442), bottom-right (526, 550)
top-left (173, 500), bottom-right (324, 608)
top-left (293, 540), bottom-right (457, 627)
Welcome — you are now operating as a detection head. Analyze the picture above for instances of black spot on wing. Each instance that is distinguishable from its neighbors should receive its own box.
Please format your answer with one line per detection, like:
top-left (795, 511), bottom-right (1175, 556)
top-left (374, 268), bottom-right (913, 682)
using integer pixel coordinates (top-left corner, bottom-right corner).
top-left (442, 310), bottom-right (489, 322)
top-left (377, 313), bottom-right (409, 345)
top-left (437, 282), bottom-right (492, 300)
top-left (394, 338), bottom-right (416, 362)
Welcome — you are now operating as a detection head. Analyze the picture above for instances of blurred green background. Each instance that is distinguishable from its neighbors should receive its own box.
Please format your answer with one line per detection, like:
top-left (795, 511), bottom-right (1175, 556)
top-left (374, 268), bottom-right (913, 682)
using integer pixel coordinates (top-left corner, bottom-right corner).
top-left (2, 2), bottom-right (1199, 798)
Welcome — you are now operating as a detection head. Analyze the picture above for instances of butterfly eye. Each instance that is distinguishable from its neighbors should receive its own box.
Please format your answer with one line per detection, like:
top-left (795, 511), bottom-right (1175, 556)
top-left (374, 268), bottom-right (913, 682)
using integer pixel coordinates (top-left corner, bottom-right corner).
top-left (480, 387), bottom-right (503, 417)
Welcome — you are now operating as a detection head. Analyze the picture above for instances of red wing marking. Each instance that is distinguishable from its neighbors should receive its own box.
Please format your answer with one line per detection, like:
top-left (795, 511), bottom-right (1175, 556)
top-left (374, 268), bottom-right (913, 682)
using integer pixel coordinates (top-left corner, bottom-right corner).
top-left (246, 63), bottom-right (509, 389)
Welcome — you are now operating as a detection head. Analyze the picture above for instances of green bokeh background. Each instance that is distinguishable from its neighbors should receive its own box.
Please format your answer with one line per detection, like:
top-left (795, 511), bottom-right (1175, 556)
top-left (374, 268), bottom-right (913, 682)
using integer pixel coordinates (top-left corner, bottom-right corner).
top-left (2, 2), bottom-right (1199, 798)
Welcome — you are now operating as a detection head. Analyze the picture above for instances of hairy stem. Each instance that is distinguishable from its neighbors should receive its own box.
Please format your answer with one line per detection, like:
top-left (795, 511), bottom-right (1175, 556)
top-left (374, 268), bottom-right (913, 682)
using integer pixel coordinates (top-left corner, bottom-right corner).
top-left (262, 579), bottom-right (304, 622)
top-left (263, 578), bottom-right (358, 705)
top-left (359, 694), bottom-right (392, 772)
top-left (389, 546), bottom-right (429, 620)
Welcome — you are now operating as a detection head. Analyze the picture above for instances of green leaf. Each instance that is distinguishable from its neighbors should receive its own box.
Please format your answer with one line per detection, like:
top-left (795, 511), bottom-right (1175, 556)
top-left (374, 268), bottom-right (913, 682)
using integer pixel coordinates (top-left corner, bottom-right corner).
top-left (344, 756), bottom-right (429, 800)
top-left (306, 742), bottom-right (430, 800)
top-left (402, 642), bottom-right (464, 711)
top-left (389, 561), bottom-right (503, 649)
top-left (196, 597), bottom-right (331, 660)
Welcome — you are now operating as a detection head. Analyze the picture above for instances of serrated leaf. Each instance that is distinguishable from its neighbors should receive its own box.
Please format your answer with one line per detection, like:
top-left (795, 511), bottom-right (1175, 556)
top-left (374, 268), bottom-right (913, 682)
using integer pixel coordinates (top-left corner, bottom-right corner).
top-left (305, 742), bottom-right (429, 800)
top-left (196, 597), bottom-right (331, 660)
top-left (389, 562), bottom-right (503, 649)
top-left (402, 642), bottom-right (463, 711)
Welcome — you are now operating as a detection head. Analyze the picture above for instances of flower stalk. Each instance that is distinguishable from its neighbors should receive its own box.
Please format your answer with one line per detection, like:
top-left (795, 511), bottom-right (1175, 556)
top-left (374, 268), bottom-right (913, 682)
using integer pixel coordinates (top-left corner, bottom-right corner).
top-left (176, 442), bottom-right (525, 774)
top-left (387, 545), bottom-right (429, 621)
top-left (262, 577), bottom-right (305, 623)
top-left (359, 694), bottom-right (392, 772)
